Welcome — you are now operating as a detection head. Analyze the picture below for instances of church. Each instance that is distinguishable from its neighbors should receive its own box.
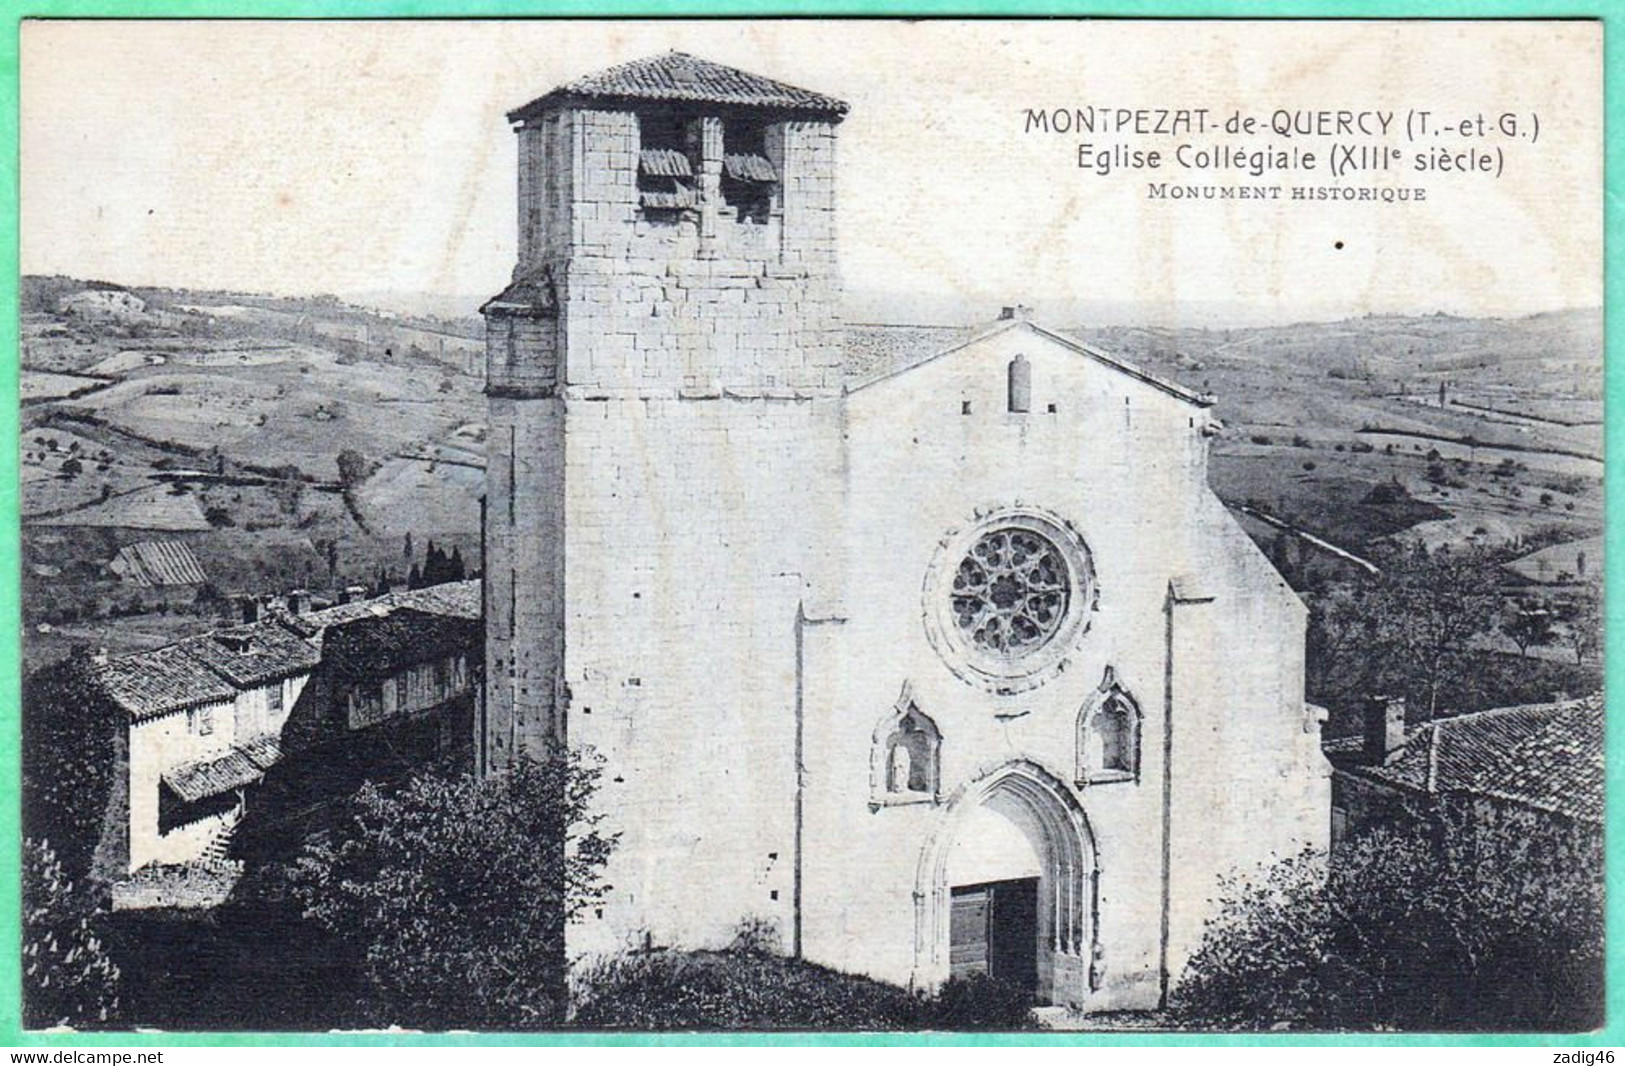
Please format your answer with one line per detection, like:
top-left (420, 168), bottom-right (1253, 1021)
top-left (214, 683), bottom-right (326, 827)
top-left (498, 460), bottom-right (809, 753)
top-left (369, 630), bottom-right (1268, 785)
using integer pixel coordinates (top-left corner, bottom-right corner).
top-left (478, 51), bottom-right (1329, 1012)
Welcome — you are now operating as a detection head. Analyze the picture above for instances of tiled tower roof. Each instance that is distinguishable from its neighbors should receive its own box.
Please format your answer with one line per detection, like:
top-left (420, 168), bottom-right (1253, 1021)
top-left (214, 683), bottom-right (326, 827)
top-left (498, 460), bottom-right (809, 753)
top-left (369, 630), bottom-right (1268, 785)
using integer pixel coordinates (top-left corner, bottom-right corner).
top-left (509, 51), bottom-right (849, 123)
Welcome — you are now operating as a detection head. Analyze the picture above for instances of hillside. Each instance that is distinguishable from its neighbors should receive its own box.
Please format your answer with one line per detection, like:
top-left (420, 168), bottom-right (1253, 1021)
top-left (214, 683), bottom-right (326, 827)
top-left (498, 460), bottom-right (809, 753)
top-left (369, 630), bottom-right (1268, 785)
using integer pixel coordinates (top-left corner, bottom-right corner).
top-left (20, 275), bottom-right (1602, 671)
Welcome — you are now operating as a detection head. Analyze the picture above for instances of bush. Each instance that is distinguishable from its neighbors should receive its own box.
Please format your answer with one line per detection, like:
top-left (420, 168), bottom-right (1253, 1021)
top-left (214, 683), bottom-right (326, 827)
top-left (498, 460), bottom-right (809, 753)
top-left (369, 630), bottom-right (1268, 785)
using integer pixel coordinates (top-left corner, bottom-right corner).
top-left (23, 838), bottom-right (121, 1029)
top-left (572, 948), bottom-right (920, 1030)
top-left (1250, 434), bottom-right (1273, 446)
top-left (1171, 804), bottom-right (1603, 1032)
top-left (571, 948), bottom-right (1036, 1031)
top-left (917, 973), bottom-right (1035, 1030)
top-left (289, 749), bottom-right (616, 1030)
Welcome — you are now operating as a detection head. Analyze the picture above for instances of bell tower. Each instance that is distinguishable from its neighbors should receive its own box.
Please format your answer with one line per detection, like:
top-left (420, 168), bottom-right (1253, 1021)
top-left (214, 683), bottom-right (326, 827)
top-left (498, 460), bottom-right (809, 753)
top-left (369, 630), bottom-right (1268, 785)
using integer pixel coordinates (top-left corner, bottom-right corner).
top-left (481, 53), bottom-right (848, 780)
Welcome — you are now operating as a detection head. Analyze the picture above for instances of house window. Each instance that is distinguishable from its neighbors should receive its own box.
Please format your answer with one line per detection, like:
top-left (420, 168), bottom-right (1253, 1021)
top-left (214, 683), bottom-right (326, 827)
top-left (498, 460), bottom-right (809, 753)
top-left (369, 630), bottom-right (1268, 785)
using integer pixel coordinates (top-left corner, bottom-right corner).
top-left (188, 706), bottom-right (214, 737)
top-left (395, 674), bottom-right (410, 713)
top-left (267, 682), bottom-right (284, 715)
top-left (1078, 668), bottom-right (1141, 785)
top-left (871, 682), bottom-right (942, 806)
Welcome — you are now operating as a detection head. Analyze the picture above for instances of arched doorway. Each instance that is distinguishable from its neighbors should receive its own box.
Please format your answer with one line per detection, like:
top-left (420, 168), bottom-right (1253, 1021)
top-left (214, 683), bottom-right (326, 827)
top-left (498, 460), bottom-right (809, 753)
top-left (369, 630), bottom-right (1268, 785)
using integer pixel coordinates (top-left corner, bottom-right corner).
top-left (914, 760), bottom-right (1097, 1007)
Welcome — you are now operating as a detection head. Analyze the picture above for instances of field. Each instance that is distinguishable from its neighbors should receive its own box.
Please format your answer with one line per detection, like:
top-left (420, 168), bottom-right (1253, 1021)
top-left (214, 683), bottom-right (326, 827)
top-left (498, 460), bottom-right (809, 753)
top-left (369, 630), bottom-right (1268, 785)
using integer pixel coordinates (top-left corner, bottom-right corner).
top-left (20, 274), bottom-right (1603, 673)
top-left (1070, 309), bottom-right (1603, 564)
top-left (20, 278), bottom-right (489, 669)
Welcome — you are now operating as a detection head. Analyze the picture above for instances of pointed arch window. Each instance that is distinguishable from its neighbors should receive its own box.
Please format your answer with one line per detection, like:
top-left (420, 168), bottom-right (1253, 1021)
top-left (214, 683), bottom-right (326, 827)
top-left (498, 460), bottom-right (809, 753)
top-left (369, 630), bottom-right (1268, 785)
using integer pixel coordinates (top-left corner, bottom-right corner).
top-left (872, 682), bottom-right (942, 807)
top-left (1077, 667), bottom-right (1142, 786)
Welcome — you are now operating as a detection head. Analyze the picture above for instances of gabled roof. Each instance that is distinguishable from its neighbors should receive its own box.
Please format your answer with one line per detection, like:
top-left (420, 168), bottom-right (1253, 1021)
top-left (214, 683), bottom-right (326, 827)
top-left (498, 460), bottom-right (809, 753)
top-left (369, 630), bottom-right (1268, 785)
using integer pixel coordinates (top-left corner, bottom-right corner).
top-left (96, 644), bottom-right (237, 721)
top-left (81, 580), bottom-right (484, 721)
top-left (843, 316), bottom-right (1215, 408)
top-left (174, 620), bottom-right (320, 690)
top-left (509, 51), bottom-right (849, 124)
top-left (1326, 695), bottom-right (1603, 823)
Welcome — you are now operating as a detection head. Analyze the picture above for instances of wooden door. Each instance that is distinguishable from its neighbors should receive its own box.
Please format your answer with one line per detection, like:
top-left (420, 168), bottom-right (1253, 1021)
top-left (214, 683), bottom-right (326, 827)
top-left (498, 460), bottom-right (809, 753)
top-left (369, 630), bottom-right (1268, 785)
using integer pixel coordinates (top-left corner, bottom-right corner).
top-left (949, 877), bottom-right (1039, 994)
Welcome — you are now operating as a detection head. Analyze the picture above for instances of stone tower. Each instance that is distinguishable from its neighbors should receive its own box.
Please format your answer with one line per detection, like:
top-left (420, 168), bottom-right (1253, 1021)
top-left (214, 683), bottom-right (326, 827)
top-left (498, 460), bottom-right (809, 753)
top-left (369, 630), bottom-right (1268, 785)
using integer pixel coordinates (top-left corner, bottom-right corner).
top-left (481, 51), bottom-right (849, 951)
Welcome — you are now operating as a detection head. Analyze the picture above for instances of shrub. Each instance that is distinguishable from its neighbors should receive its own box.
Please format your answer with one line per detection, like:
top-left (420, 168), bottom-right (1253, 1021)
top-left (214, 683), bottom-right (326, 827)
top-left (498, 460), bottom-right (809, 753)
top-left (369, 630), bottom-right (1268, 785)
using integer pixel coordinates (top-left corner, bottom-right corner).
top-left (1250, 434), bottom-right (1273, 446)
top-left (571, 948), bottom-right (1036, 1031)
top-left (1171, 805), bottom-right (1602, 1032)
top-left (23, 838), bottom-right (121, 1029)
top-left (289, 749), bottom-right (616, 1030)
top-left (572, 948), bottom-right (920, 1031)
top-left (916, 973), bottom-right (1035, 1031)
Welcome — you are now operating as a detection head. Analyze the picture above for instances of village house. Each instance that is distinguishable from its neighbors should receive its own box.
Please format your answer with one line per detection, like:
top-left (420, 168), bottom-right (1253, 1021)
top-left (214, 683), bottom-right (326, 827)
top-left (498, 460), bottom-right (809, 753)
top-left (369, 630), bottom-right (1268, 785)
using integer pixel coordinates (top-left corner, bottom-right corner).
top-left (480, 52), bottom-right (1330, 1011)
top-left (27, 580), bottom-right (481, 907)
top-left (1324, 693), bottom-right (1604, 845)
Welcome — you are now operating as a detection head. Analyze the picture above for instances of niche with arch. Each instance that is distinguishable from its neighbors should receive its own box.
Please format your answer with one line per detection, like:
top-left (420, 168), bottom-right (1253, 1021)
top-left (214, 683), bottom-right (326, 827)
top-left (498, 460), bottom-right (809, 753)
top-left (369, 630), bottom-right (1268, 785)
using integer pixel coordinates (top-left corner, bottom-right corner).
top-left (1076, 666), bottom-right (1142, 786)
top-left (872, 681), bottom-right (943, 807)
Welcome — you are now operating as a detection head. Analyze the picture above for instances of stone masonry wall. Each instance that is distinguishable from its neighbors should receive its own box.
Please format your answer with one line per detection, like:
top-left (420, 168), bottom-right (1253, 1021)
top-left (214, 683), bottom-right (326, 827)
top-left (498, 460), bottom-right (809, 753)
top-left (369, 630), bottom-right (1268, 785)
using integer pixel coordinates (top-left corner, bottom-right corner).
top-left (514, 108), bottom-right (843, 394)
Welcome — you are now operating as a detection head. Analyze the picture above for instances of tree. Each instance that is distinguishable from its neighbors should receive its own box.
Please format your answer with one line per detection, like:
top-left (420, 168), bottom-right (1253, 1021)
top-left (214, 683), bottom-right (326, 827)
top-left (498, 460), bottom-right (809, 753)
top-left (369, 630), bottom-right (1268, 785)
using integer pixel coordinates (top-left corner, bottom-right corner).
top-left (23, 838), bottom-right (121, 1029)
top-left (1373, 544), bottom-right (1501, 720)
top-left (1500, 599), bottom-right (1556, 658)
top-left (335, 449), bottom-right (377, 490)
top-left (403, 532), bottom-right (414, 562)
top-left (1557, 579), bottom-right (1602, 667)
top-left (1172, 803), bottom-right (1603, 1031)
top-left (59, 458), bottom-right (82, 479)
top-left (289, 750), bottom-right (617, 1029)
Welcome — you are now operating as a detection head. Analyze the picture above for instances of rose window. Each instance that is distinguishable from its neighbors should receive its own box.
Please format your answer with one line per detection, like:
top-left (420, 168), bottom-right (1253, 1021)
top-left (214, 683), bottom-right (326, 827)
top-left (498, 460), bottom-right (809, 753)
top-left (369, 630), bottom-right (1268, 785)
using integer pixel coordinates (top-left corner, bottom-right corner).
top-left (950, 528), bottom-right (1071, 656)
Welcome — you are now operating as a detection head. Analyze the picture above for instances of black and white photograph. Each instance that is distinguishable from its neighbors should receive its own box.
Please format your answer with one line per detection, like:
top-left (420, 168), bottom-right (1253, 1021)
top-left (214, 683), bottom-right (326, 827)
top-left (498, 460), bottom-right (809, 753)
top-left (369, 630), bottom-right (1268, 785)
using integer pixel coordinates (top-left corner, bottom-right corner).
top-left (16, 18), bottom-right (1605, 1035)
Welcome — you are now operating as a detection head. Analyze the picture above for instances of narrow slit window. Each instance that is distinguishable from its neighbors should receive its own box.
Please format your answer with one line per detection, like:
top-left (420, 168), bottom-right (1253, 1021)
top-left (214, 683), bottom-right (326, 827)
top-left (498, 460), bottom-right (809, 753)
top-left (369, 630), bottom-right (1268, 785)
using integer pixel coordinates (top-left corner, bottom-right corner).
top-left (1008, 355), bottom-right (1032, 413)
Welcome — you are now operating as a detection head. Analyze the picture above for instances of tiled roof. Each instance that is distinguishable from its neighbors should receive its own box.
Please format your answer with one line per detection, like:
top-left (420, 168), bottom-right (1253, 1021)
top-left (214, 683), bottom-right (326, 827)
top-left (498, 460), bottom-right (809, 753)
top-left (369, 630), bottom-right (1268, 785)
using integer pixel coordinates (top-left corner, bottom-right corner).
top-left (480, 273), bottom-right (557, 318)
top-left (379, 580), bottom-right (481, 621)
top-left (163, 746), bottom-right (263, 803)
top-left (96, 645), bottom-right (237, 721)
top-left (1464, 698), bottom-right (1603, 823)
top-left (177, 621), bottom-right (320, 689)
top-left (509, 52), bottom-right (849, 123)
top-left (236, 733), bottom-right (283, 771)
top-left (90, 581), bottom-right (482, 721)
top-left (322, 608), bottom-right (482, 681)
top-left (1328, 695), bottom-right (1603, 823)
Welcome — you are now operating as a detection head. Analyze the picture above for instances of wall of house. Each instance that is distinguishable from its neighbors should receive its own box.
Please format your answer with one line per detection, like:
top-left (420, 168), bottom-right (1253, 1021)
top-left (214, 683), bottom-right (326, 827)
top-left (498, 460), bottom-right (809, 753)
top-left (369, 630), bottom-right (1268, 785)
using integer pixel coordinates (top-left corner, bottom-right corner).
top-left (127, 697), bottom-right (237, 871)
top-left (347, 653), bottom-right (472, 730)
top-left (126, 674), bottom-right (308, 872)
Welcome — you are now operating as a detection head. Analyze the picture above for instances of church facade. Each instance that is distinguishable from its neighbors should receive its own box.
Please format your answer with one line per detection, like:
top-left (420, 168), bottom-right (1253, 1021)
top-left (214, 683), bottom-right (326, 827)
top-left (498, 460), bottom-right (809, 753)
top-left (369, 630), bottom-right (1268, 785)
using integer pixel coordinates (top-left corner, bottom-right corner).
top-left (480, 52), bottom-right (1329, 1012)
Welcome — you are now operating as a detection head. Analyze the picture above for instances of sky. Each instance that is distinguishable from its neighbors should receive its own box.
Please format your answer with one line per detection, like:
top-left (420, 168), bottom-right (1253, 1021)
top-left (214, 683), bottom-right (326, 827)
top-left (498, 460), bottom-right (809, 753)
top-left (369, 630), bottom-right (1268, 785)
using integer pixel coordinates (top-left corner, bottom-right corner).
top-left (21, 20), bottom-right (1603, 326)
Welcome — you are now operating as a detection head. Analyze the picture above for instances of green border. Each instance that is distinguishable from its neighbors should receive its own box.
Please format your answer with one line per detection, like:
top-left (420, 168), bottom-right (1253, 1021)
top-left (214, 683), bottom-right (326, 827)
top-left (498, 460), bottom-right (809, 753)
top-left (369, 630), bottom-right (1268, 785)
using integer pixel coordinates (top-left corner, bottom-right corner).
top-left (0, 1), bottom-right (1619, 1048)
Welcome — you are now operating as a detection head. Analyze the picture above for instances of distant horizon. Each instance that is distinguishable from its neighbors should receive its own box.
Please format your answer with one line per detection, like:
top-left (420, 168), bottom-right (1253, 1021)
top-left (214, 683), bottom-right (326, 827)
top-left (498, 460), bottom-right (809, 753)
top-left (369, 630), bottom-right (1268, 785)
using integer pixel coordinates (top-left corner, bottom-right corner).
top-left (21, 271), bottom-right (1605, 335)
